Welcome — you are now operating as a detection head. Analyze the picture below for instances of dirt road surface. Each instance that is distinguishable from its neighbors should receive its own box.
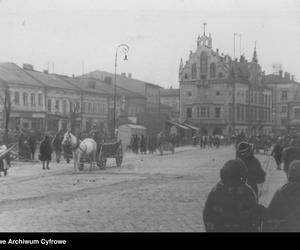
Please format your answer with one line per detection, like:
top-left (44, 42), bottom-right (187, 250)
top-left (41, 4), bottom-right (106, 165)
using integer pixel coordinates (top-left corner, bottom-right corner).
top-left (0, 145), bottom-right (286, 232)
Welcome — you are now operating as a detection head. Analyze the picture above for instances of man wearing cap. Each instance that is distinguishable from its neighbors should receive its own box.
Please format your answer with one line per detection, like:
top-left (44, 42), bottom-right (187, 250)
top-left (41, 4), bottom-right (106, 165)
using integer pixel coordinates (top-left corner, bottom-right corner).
top-left (236, 141), bottom-right (266, 196)
top-left (203, 159), bottom-right (265, 232)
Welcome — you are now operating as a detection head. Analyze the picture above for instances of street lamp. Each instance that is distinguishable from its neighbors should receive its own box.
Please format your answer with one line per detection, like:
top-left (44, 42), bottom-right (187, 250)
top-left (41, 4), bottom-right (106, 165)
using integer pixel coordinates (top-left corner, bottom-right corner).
top-left (113, 44), bottom-right (129, 138)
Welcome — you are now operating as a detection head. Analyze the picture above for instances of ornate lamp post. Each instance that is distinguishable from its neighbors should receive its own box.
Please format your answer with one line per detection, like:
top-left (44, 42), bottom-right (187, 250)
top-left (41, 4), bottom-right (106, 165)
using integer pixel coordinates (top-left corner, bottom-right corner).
top-left (113, 44), bottom-right (129, 138)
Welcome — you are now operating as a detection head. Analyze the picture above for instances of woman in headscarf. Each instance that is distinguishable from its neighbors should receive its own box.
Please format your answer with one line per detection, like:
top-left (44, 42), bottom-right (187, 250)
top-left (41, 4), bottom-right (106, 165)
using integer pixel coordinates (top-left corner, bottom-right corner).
top-left (39, 135), bottom-right (53, 170)
top-left (203, 159), bottom-right (265, 232)
top-left (263, 160), bottom-right (300, 232)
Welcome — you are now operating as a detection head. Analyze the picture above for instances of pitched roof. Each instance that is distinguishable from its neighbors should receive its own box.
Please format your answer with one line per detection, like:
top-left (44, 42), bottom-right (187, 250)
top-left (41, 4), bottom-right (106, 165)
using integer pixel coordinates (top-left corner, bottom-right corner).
top-left (24, 70), bottom-right (79, 90)
top-left (82, 70), bottom-right (163, 91)
top-left (58, 76), bottom-right (108, 95)
top-left (160, 88), bottom-right (179, 96)
top-left (0, 63), bottom-right (43, 87)
top-left (264, 74), bottom-right (298, 84)
top-left (77, 77), bottom-right (146, 99)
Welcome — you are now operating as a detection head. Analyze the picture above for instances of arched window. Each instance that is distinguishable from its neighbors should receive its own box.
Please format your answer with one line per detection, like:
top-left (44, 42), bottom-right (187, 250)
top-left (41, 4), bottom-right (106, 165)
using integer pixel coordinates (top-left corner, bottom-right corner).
top-left (200, 52), bottom-right (208, 76)
top-left (191, 63), bottom-right (197, 79)
top-left (210, 63), bottom-right (216, 78)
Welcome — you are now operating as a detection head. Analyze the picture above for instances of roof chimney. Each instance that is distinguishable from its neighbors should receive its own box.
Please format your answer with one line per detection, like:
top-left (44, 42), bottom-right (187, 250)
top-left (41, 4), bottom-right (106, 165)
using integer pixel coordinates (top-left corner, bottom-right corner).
top-left (279, 70), bottom-right (283, 78)
top-left (23, 64), bottom-right (34, 71)
top-left (43, 70), bottom-right (48, 74)
top-left (292, 75), bottom-right (295, 81)
top-left (121, 72), bottom-right (126, 77)
top-left (284, 72), bottom-right (288, 79)
top-left (128, 73), bottom-right (132, 79)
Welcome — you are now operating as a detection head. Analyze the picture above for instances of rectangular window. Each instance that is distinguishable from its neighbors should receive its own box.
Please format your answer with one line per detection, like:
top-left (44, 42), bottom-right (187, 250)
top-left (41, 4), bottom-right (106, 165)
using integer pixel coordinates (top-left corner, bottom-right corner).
top-left (216, 91), bottom-right (220, 96)
top-left (237, 106), bottom-right (240, 121)
top-left (295, 108), bottom-right (300, 119)
top-left (55, 100), bottom-right (60, 111)
top-left (281, 91), bottom-right (288, 101)
top-left (47, 99), bottom-right (52, 112)
top-left (241, 106), bottom-right (244, 121)
top-left (88, 103), bottom-right (92, 113)
top-left (98, 103), bottom-right (102, 114)
top-left (186, 108), bottom-right (192, 118)
top-left (200, 107), bottom-right (210, 118)
top-left (14, 92), bottom-right (20, 105)
top-left (30, 93), bottom-right (35, 107)
top-left (281, 105), bottom-right (287, 113)
top-left (23, 92), bottom-right (28, 106)
top-left (215, 107), bottom-right (221, 118)
top-left (38, 93), bottom-right (43, 106)
top-left (196, 107), bottom-right (200, 117)
top-left (63, 100), bottom-right (67, 113)
top-left (93, 103), bottom-right (97, 113)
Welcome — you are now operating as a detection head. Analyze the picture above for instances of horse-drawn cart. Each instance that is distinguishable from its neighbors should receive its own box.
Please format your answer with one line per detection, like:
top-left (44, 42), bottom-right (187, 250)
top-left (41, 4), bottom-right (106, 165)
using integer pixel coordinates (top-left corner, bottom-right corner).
top-left (78, 140), bottom-right (123, 170)
top-left (97, 140), bottom-right (123, 169)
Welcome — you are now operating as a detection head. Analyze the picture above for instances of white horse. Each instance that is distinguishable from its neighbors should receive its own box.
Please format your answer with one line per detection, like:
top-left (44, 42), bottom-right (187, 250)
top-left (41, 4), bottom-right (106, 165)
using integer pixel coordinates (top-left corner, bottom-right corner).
top-left (62, 131), bottom-right (97, 173)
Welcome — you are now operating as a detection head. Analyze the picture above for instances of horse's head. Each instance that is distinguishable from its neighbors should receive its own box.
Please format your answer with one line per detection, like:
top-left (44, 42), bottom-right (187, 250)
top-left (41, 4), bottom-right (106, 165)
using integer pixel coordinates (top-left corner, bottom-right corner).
top-left (62, 131), bottom-right (72, 147)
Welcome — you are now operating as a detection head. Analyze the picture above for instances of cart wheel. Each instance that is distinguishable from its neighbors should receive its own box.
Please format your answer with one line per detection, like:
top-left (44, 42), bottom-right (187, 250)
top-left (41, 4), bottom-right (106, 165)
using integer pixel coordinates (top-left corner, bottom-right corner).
top-left (79, 163), bottom-right (84, 171)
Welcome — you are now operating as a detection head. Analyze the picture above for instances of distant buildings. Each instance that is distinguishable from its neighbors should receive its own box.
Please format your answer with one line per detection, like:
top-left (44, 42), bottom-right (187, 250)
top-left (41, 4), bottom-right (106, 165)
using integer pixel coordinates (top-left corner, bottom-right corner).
top-left (159, 87), bottom-right (180, 121)
top-left (264, 71), bottom-right (300, 134)
top-left (178, 29), bottom-right (272, 136)
top-left (0, 63), bottom-right (147, 135)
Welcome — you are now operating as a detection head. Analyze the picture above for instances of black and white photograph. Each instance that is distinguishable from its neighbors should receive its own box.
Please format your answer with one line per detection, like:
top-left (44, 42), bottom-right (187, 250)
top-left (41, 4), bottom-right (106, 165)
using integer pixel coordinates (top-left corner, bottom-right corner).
top-left (0, 0), bottom-right (299, 237)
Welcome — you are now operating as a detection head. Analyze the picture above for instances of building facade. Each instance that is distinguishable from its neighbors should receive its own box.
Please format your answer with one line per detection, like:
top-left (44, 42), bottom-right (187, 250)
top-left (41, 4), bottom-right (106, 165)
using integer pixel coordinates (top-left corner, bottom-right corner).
top-left (82, 71), bottom-right (162, 113)
top-left (179, 30), bottom-right (272, 136)
top-left (264, 71), bottom-right (300, 134)
top-left (159, 88), bottom-right (180, 121)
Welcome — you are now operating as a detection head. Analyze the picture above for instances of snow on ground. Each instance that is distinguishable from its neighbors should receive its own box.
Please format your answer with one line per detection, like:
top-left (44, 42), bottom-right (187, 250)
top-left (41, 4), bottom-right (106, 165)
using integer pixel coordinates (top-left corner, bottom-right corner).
top-left (0, 145), bottom-right (286, 232)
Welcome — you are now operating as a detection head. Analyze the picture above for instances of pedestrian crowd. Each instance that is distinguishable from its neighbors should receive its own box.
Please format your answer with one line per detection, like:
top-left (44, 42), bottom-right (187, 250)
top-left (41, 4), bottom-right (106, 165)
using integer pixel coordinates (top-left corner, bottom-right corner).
top-left (203, 133), bottom-right (300, 232)
top-left (129, 132), bottom-right (178, 155)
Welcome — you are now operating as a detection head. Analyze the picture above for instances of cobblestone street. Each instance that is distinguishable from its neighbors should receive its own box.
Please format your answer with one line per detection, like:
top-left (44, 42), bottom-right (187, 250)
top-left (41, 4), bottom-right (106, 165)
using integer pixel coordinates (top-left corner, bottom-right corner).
top-left (0, 146), bottom-right (286, 232)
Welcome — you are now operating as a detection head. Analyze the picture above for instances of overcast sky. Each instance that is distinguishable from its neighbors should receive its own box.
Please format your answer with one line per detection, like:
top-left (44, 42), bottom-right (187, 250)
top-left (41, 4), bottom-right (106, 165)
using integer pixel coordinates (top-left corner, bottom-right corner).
top-left (0, 0), bottom-right (299, 88)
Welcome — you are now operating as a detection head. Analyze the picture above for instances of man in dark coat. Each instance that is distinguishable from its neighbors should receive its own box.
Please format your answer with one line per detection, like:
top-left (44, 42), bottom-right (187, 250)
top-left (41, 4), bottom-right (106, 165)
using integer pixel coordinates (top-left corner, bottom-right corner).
top-left (140, 134), bottom-right (147, 154)
top-left (52, 133), bottom-right (63, 163)
top-left (203, 159), bottom-right (265, 232)
top-left (271, 140), bottom-right (283, 170)
top-left (28, 133), bottom-right (37, 160)
top-left (39, 135), bottom-right (53, 170)
top-left (236, 141), bottom-right (266, 196)
top-left (262, 160), bottom-right (300, 232)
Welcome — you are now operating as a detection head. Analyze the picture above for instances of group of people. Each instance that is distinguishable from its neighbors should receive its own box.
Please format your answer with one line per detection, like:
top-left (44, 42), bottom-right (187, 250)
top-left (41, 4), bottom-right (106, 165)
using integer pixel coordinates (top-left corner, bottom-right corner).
top-left (193, 134), bottom-right (223, 148)
top-left (130, 132), bottom-right (178, 155)
top-left (17, 131), bottom-right (73, 171)
top-left (203, 135), bottom-right (300, 232)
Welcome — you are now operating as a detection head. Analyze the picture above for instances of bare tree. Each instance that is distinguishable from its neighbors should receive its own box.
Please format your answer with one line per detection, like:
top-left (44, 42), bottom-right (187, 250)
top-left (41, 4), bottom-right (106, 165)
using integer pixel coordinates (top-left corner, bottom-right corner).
top-left (0, 86), bottom-right (12, 145)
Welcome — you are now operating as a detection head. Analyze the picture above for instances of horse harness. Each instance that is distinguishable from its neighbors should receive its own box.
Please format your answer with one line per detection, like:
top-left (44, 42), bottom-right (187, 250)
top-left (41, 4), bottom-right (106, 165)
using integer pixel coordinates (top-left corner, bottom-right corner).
top-left (68, 136), bottom-right (87, 153)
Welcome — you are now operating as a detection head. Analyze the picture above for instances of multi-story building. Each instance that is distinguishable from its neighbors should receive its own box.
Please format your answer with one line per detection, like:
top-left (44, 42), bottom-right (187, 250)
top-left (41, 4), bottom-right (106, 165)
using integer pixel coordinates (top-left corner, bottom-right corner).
top-left (82, 71), bottom-right (162, 113)
top-left (159, 87), bottom-right (180, 121)
top-left (179, 29), bottom-right (272, 136)
top-left (264, 71), bottom-right (300, 134)
top-left (0, 62), bottom-right (147, 136)
top-left (59, 76), bottom-right (109, 133)
top-left (0, 63), bottom-right (46, 131)
top-left (23, 65), bottom-right (82, 132)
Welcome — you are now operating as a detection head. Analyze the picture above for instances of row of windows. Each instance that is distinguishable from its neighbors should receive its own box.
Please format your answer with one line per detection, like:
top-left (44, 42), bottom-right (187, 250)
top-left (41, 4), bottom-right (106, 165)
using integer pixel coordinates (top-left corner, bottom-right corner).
top-left (186, 107), bottom-right (221, 119)
top-left (188, 62), bottom-right (221, 80)
top-left (248, 91), bottom-right (271, 106)
top-left (83, 102), bottom-right (107, 114)
top-left (14, 92), bottom-right (43, 107)
top-left (236, 106), bottom-right (271, 122)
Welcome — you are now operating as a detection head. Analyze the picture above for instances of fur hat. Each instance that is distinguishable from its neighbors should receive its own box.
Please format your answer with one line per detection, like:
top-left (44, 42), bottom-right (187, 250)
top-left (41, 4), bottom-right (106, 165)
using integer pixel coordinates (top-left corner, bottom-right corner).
top-left (220, 159), bottom-right (248, 186)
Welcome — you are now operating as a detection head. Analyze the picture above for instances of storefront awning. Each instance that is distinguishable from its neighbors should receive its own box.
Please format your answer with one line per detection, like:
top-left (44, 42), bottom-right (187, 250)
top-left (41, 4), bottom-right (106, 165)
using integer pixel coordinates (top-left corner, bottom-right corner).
top-left (182, 123), bottom-right (199, 131)
top-left (166, 120), bottom-right (190, 130)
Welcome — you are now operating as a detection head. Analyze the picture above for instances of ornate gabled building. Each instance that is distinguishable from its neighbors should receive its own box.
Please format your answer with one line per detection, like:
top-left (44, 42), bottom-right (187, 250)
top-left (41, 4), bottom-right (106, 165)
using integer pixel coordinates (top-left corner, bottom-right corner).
top-left (179, 26), bottom-right (272, 136)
